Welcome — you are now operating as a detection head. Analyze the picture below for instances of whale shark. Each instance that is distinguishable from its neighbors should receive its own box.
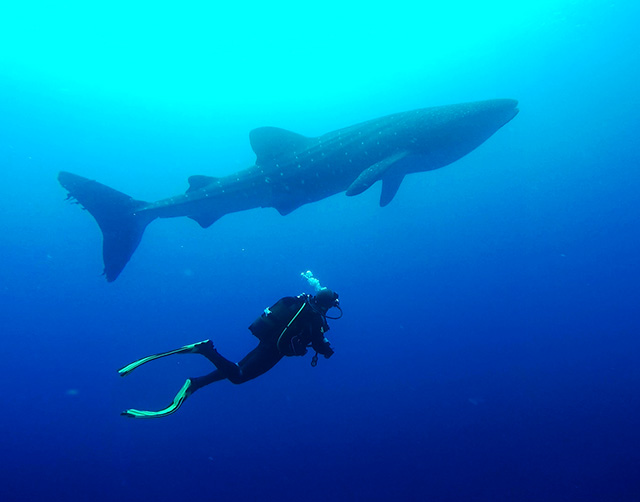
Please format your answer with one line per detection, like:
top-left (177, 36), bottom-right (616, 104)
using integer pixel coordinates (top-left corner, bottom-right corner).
top-left (58, 98), bottom-right (518, 281)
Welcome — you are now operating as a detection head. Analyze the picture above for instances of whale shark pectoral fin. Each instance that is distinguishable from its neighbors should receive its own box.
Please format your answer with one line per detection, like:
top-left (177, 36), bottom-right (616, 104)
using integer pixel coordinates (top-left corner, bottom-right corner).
top-left (345, 151), bottom-right (408, 197)
top-left (380, 173), bottom-right (406, 207)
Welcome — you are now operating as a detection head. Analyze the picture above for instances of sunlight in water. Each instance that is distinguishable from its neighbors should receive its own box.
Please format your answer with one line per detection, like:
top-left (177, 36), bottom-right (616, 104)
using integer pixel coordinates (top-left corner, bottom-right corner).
top-left (0, 0), bottom-right (583, 108)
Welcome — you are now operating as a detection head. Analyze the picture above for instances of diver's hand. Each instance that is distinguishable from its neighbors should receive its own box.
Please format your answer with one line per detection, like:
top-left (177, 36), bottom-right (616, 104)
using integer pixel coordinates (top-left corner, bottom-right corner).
top-left (291, 336), bottom-right (308, 356)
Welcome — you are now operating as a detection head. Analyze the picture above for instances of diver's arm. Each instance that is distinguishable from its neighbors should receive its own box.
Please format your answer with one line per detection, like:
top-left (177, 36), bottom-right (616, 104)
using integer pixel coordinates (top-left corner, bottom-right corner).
top-left (310, 324), bottom-right (334, 358)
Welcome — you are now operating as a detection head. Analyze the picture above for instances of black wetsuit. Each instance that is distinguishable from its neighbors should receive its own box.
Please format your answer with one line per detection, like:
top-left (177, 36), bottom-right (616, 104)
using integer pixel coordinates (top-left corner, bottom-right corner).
top-left (190, 295), bottom-right (334, 390)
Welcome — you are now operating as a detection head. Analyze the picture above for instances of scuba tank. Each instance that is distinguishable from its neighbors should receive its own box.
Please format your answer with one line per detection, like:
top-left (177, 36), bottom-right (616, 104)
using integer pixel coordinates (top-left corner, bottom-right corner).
top-left (248, 295), bottom-right (309, 347)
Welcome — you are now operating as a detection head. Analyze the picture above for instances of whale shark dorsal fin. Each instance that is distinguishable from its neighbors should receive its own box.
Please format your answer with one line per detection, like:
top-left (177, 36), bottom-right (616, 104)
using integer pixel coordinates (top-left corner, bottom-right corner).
top-left (250, 127), bottom-right (313, 165)
top-left (380, 173), bottom-right (406, 207)
top-left (187, 175), bottom-right (218, 193)
top-left (346, 151), bottom-right (409, 197)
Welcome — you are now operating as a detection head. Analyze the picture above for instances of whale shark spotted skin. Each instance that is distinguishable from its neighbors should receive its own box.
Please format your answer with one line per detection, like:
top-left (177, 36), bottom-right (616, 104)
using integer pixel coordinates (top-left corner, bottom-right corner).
top-left (58, 99), bottom-right (518, 281)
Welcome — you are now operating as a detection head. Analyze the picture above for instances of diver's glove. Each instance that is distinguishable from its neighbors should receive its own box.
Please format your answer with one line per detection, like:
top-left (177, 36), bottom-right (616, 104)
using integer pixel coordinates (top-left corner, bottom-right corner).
top-left (121, 379), bottom-right (194, 419)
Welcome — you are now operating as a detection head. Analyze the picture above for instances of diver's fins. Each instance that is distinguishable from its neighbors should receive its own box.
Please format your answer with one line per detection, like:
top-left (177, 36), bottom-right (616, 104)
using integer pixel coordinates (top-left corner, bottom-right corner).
top-left (58, 171), bottom-right (155, 282)
top-left (121, 379), bottom-right (194, 418)
top-left (118, 340), bottom-right (212, 376)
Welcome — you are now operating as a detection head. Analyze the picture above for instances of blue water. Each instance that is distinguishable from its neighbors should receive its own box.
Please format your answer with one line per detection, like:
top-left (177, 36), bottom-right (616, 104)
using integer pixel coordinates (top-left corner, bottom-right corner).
top-left (2, 1), bottom-right (640, 500)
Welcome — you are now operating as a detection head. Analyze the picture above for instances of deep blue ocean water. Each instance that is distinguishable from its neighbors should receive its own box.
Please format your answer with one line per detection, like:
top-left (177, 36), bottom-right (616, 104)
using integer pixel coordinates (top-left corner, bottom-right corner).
top-left (1, 1), bottom-right (640, 501)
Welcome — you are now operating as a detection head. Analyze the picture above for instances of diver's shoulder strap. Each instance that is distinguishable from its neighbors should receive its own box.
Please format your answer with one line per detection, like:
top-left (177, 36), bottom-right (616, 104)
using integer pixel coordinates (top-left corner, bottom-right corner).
top-left (276, 302), bottom-right (308, 355)
top-left (118, 340), bottom-right (211, 377)
top-left (121, 379), bottom-right (194, 419)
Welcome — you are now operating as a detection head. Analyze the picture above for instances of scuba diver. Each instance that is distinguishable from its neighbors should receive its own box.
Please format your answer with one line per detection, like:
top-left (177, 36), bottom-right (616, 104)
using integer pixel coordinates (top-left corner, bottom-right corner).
top-left (118, 284), bottom-right (341, 418)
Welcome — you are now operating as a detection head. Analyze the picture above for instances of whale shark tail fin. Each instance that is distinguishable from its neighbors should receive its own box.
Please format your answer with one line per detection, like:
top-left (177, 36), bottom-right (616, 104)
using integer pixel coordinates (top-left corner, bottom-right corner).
top-left (58, 171), bottom-right (155, 282)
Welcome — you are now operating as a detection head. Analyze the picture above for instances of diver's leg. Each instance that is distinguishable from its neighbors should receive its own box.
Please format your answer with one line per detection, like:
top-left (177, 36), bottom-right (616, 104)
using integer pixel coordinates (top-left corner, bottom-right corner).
top-left (234, 342), bottom-right (283, 383)
top-left (121, 344), bottom-right (283, 418)
top-left (189, 369), bottom-right (227, 391)
top-left (197, 340), bottom-right (282, 384)
top-left (195, 341), bottom-right (243, 381)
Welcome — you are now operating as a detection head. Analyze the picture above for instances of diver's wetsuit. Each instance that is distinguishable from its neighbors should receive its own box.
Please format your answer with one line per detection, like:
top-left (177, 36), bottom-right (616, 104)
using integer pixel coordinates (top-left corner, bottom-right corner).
top-left (189, 294), bottom-right (334, 391)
